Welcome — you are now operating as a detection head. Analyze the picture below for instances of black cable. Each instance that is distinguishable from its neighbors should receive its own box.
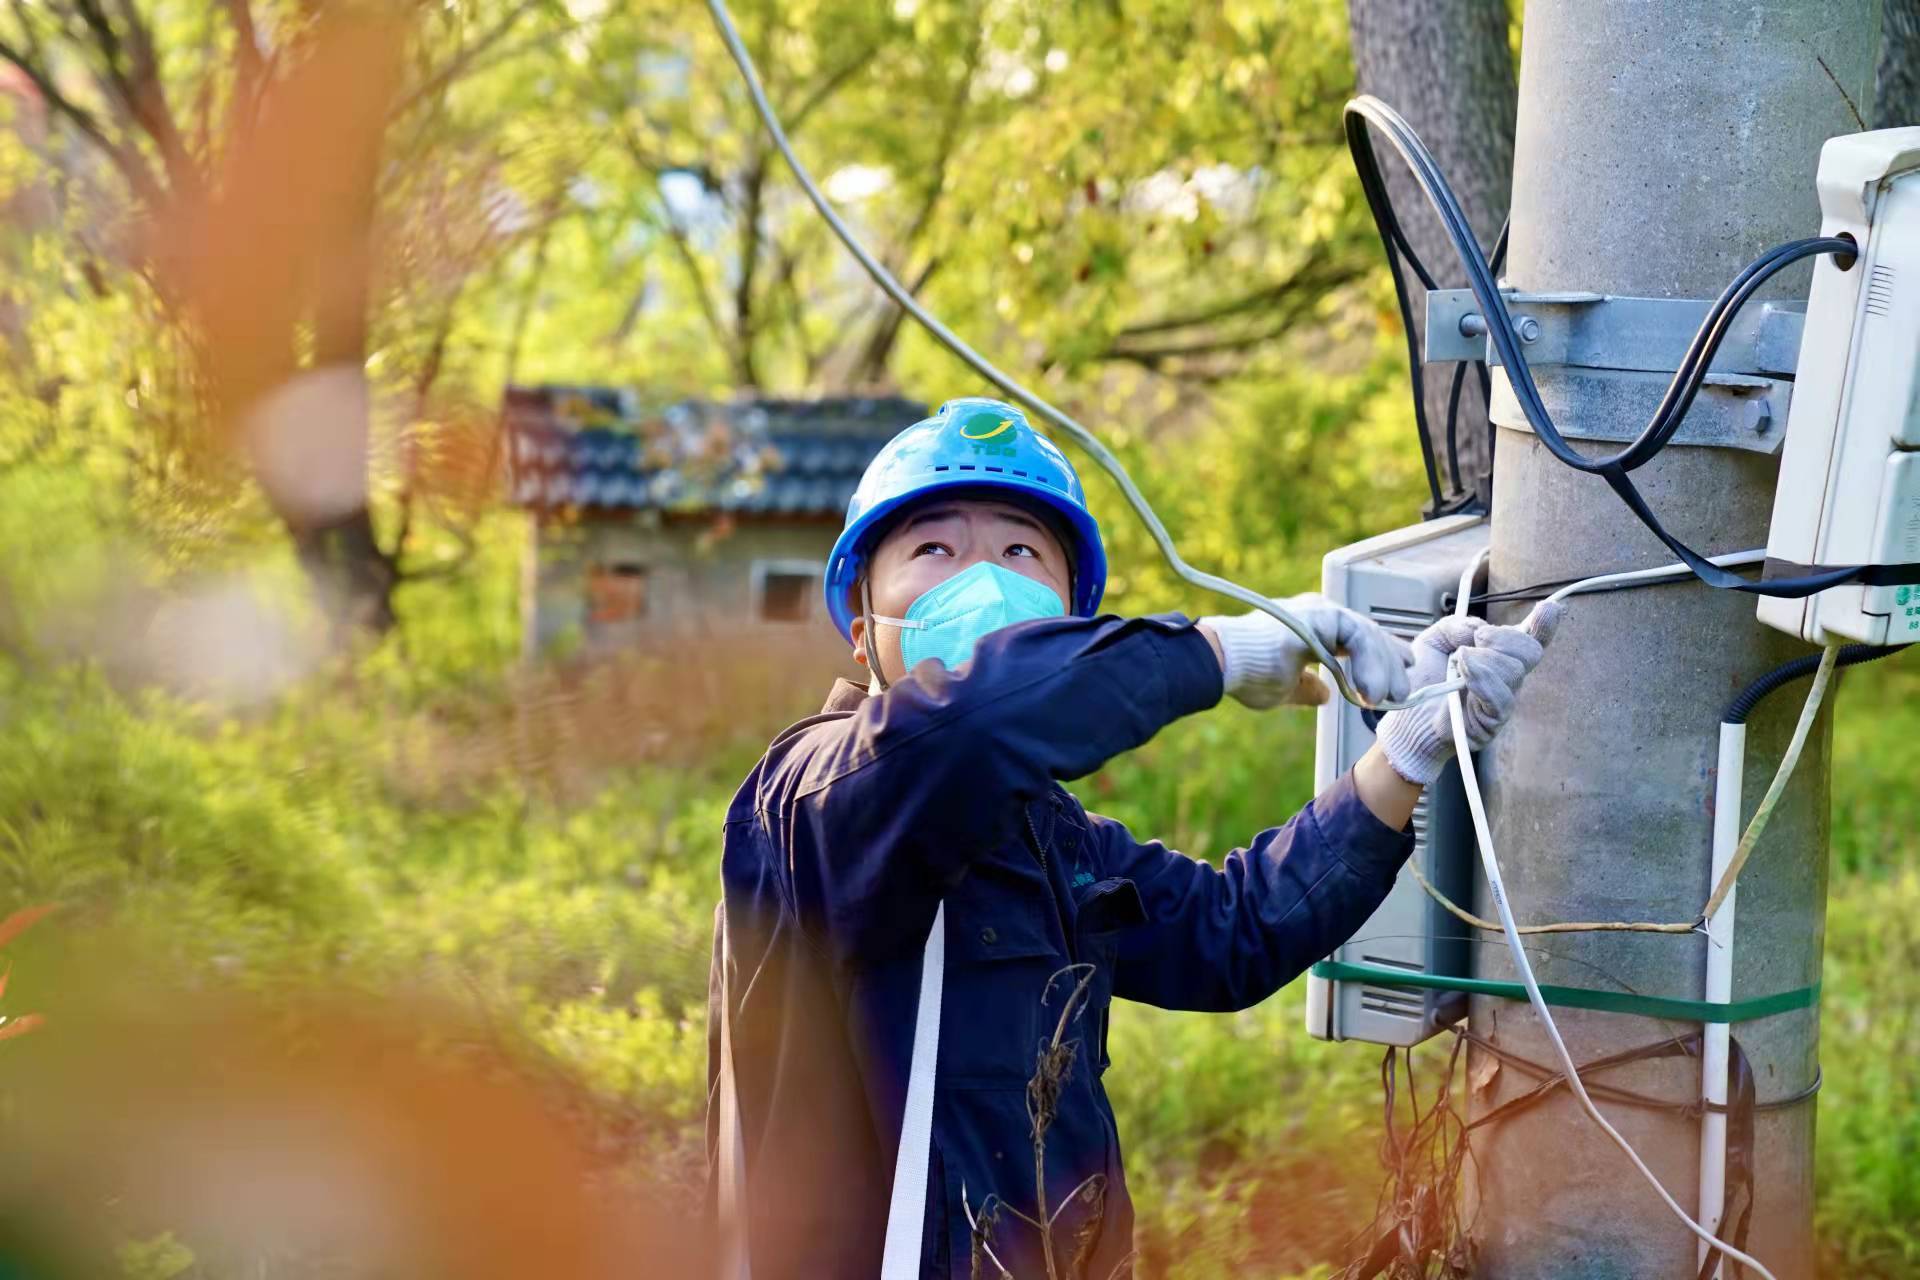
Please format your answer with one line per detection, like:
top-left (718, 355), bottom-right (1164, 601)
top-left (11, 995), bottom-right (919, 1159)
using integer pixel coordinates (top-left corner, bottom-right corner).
top-left (1487, 218), bottom-right (1510, 276)
top-left (1345, 1038), bottom-right (1474, 1280)
top-left (1461, 1029), bottom-right (1705, 1131)
top-left (1386, 231), bottom-right (1447, 513)
top-left (1360, 135), bottom-right (1444, 512)
top-left (1440, 217), bottom-right (1508, 508)
top-left (1474, 357), bottom-right (1494, 494)
top-left (1347, 98), bottom-right (1851, 479)
top-left (1366, 128), bottom-right (1507, 518)
top-left (1345, 97), bottom-right (1916, 600)
top-left (1370, 163), bottom-right (1441, 293)
top-left (1456, 1026), bottom-right (1820, 1123)
top-left (1444, 357), bottom-right (1467, 495)
top-left (1443, 1028), bottom-right (1774, 1280)
top-left (1723, 643), bottom-right (1910, 724)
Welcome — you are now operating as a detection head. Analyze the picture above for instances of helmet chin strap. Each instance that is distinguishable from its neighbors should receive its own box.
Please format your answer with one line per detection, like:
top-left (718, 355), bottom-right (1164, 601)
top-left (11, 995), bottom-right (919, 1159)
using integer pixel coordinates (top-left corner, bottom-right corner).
top-left (860, 577), bottom-right (891, 693)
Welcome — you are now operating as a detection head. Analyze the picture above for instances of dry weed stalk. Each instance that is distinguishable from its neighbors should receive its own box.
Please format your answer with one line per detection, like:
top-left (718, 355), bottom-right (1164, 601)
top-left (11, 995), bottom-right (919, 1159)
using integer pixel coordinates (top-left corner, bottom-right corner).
top-left (965, 962), bottom-right (1127, 1279)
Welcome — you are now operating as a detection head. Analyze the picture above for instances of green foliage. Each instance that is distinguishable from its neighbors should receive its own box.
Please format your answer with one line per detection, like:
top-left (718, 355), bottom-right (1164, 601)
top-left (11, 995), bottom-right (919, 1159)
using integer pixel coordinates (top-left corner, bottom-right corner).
top-left (1816, 661), bottom-right (1920, 1276)
top-left (117, 1231), bottom-right (195, 1280)
top-left (1819, 864), bottom-right (1920, 1274)
top-left (0, 661), bottom-right (372, 975)
top-left (1830, 657), bottom-right (1920, 879)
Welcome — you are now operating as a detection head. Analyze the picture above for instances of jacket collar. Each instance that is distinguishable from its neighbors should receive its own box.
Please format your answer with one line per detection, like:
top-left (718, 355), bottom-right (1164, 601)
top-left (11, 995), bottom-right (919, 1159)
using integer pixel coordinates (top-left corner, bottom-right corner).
top-left (821, 677), bottom-right (870, 713)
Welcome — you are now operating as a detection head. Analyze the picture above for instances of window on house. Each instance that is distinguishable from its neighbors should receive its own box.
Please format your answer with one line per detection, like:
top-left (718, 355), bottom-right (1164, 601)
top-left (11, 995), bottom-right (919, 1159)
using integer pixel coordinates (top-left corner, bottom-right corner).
top-left (753, 560), bottom-right (821, 624)
top-left (587, 561), bottom-right (649, 623)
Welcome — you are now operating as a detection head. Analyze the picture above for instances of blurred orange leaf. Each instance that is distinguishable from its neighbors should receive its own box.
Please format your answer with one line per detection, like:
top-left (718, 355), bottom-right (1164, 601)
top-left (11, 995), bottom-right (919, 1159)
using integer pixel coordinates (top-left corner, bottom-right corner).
top-left (0, 1012), bottom-right (45, 1042)
top-left (0, 902), bottom-right (57, 950)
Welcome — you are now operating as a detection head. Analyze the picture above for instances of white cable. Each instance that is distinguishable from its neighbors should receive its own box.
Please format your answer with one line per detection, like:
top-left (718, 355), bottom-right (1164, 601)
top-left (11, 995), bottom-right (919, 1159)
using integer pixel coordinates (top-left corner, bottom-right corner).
top-left (1452, 551), bottom-right (1779, 1280)
top-left (1536, 548), bottom-right (1768, 612)
top-left (702, 0), bottom-right (1460, 714)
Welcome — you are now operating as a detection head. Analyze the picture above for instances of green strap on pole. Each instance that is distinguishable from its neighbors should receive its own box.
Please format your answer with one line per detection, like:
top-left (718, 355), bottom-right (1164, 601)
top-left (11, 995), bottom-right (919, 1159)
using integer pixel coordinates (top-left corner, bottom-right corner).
top-left (1309, 960), bottom-right (1819, 1024)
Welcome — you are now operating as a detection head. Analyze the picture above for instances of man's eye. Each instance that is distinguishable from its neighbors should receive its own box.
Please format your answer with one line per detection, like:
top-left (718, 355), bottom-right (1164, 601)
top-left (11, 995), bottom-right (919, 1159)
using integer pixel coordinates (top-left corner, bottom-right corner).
top-left (913, 542), bottom-right (953, 557)
top-left (1005, 543), bottom-right (1039, 559)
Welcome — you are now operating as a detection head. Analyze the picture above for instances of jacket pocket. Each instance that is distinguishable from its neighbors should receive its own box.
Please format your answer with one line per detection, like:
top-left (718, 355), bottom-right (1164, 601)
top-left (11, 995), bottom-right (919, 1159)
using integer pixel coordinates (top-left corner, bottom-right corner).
top-left (1069, 877), bottom-right (1143, 1076)
top-left (943, 866), bottom-right (1068, 1087)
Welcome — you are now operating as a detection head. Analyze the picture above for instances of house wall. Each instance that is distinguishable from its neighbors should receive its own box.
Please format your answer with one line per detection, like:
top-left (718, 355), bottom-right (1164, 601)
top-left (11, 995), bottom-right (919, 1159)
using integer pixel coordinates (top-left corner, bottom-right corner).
top-left (527, 514), bottom-right (857, 679)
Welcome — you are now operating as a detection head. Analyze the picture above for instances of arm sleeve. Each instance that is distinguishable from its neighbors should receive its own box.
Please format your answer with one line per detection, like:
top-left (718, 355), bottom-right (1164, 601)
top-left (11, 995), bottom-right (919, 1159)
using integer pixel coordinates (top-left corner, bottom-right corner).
top-left (774, 613), bottom-right (1223, 959)
top-left (1093, 770), bottom-right (1415, 1012)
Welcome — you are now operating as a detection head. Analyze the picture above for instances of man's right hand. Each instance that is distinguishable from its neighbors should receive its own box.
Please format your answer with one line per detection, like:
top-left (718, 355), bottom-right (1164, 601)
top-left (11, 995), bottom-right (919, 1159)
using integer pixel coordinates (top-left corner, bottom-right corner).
top-left (1199, 593), bottom-right (1412, 709)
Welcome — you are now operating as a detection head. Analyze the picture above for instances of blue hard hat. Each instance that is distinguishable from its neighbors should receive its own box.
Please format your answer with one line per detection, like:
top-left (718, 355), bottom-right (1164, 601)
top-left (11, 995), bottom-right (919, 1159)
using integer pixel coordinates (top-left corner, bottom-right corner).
top-left (823, 397), bottom-right (1107, 641)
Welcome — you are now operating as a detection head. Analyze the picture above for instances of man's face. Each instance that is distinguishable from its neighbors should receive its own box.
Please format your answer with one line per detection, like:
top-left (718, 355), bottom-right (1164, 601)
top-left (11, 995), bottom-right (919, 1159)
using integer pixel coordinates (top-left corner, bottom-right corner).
top-left (850, 497), bottom-right (1072, 684)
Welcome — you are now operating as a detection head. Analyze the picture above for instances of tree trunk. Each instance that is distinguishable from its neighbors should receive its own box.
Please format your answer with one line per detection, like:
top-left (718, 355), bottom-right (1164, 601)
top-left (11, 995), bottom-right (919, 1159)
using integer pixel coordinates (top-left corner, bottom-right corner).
top-left (183, 9), bottom-right (403, 638)
top-left (1347, 0), bottom-right (1517, 510)
top-left (1876, 0), bottom-right (1920, 127)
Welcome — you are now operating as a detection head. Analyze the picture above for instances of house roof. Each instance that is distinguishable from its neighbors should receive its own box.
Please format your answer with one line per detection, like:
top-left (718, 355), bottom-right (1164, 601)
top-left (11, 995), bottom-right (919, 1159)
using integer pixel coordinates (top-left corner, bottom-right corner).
top-left (502, 385), bottom-right (925, 516)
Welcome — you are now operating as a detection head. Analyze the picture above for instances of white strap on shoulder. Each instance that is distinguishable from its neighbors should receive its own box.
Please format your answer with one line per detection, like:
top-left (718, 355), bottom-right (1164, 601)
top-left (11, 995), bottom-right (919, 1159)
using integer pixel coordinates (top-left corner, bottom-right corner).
top-left (716, 909), bottom-right (752, 1280)
top-left (881, 901), bottom-right (946, 1279)
top-left (716, 902), bottom-right (945, 1280)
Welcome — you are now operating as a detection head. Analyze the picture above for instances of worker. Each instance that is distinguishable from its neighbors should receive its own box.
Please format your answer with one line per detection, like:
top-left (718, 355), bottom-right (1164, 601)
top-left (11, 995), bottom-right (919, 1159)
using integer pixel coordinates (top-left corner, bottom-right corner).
top-left (707, 397), bottom-right (1559, 1279)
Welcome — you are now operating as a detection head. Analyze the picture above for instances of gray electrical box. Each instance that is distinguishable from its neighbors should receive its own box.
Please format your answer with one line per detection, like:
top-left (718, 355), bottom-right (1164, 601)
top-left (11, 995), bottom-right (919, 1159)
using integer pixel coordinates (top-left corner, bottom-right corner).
top-left (1303, 515), bottom-right (1486, 1046)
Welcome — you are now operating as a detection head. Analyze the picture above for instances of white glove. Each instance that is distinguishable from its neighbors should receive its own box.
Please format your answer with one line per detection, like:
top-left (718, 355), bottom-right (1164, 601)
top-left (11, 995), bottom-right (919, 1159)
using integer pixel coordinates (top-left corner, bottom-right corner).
top-left (1374, 603), bottom-right (1564, 785)
top-left (1200, 593), bottom-right (1412, 709)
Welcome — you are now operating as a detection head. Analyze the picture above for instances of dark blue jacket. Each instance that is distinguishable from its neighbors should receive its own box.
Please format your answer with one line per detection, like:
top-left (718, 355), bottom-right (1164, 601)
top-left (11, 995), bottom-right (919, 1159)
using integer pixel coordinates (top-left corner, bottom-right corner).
top-left (706, 613), bottom-right (1412, 1279)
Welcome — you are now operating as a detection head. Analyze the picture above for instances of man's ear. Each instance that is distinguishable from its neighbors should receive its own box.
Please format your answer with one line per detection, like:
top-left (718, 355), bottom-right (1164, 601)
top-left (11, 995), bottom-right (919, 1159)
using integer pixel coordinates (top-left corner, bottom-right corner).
top-left (849, 614), bottom-right (869, 669)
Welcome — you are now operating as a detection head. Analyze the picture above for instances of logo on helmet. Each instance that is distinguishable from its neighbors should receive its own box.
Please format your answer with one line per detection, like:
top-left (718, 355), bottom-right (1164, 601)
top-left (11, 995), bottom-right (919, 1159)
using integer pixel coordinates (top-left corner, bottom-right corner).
top-left (959, 417), bottom-right (1015, 441)
top-left (958, 415), bottom-right (1018, 457)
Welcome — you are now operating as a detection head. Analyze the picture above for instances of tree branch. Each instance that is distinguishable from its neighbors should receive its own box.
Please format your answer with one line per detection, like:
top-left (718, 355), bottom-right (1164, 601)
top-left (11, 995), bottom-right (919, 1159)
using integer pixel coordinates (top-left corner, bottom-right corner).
top-left (781, 41), bottom-right (879, 134)
top-left (77, 0), bottom-right (193, 194)
top-left (849, 255), bottom-right (937, 383)
top-left (731, 154), bottom-right (767, 388)
top-left (848, 24), bottom-right (980, 382)
top-left (4, 0), bottom-right (43, 61)
top-left (765, 227), bottom-right (826, 383)
top-left (391, 282), bottom-right (468, 577)
top-left (1100, 312), bottom-right (1324, 364)
top-left (1093, 272), bottom-right (1368, 374)
top-left (390, 0), bottom-right (551, 121)
top-left (0, 28), bottom-right (165, 206)
top-left (616, 125), bottom-right (734, 356)
top-left (221, 0), bottom-right (264, 100)
top-left (1107, 254), bottom-right (1365, 342)
top-left (505, 217), bottom-right (557, 388)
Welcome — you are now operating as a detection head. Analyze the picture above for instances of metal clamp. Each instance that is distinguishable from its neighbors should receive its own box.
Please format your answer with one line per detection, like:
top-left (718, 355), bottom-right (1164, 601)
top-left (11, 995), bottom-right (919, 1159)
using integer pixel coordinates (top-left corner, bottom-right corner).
top-left (1423, 289), bottom-right (1806, 453)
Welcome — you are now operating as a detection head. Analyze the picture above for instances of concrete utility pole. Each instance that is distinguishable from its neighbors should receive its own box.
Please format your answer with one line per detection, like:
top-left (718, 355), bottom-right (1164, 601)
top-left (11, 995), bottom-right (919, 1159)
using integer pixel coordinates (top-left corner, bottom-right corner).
top-left (1471, 3), bottom-right (1879, 1276)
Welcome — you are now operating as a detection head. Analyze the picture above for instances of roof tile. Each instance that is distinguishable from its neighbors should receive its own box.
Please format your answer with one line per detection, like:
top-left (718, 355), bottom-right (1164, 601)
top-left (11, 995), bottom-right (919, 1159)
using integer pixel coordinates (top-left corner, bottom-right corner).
top-left (502, 386), bottom-right (924, 516)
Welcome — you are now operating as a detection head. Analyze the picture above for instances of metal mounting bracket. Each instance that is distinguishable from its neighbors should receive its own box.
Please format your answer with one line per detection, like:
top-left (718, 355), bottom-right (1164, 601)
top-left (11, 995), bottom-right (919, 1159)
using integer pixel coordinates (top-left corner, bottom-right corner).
top-left (1423, 289), bottom-right (1806, 453)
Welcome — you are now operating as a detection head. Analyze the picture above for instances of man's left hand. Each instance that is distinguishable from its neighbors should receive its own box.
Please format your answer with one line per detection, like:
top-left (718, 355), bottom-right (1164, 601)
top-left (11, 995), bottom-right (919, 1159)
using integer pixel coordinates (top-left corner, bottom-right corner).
top-left (1199, 593), bottom-right (1411, 709)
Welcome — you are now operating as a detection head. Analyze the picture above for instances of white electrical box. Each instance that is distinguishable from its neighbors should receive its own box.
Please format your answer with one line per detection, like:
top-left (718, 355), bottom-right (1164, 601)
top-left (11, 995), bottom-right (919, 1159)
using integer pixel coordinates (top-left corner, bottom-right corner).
top-left (1759, 127), bottom-right (1920, 644)
top-left (1304, 515), bottom-right (1485, 1046)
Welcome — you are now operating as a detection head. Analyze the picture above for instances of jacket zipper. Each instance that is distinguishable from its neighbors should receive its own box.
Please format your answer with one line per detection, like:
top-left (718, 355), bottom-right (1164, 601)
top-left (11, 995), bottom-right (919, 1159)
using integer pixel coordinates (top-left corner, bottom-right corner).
top-left (1026, 808), bottom-right (1074, 962)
